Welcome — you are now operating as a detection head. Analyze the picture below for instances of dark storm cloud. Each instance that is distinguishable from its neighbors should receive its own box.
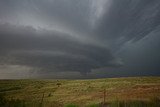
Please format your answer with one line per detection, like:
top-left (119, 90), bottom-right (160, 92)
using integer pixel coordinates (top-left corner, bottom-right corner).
top-left (102, 26), bottom-right (160, 77)
top-left (0, 23), bottom-right (121, 75)
top-left (0, 0), bottom-right (92, 34)
top-left (95, 0), bottom-right (160, 47)
top-left (0, 0), bottom-right (160, 78)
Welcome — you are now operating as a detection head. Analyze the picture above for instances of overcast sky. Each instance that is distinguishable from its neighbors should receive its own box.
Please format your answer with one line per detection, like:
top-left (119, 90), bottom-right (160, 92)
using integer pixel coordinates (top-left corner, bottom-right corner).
top-left (0, 0), bottom-right (160, 79)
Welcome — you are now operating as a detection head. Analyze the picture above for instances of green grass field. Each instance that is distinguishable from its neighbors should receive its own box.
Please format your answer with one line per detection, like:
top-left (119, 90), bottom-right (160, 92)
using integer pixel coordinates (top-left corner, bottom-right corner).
top-left (0, 77), bottom-right (160, 107)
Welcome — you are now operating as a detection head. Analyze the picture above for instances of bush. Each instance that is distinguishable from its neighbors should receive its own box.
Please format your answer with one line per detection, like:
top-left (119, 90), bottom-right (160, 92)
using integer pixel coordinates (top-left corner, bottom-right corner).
top-left (0, 93), bottom-right (26, 107)
top-left (56, 83), bottom-right (62, 87)
top-left (0, 93), bottom-right (7, 106)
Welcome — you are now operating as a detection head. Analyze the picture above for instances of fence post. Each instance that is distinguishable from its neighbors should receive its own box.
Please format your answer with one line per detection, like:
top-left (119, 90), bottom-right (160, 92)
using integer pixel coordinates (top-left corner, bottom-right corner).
top-left (103, 88), bottom-right (106, 105)
top-left (40, 92), bottom-right (44, 107)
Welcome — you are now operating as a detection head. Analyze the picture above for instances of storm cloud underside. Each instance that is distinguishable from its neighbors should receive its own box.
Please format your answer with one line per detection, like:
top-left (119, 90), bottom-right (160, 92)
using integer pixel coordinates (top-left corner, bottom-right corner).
top-left (0, 0), bottom-right (160, 78)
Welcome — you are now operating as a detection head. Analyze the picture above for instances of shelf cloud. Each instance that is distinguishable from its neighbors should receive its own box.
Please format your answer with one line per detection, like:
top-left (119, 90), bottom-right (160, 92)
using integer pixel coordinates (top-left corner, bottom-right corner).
top-left (0, 0), bottom-right (160, 78)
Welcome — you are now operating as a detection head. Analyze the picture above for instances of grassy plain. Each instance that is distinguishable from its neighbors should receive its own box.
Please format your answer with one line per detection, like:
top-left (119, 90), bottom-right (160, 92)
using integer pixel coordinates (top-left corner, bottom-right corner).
top-left (0, 77), bottom-right (160, 107)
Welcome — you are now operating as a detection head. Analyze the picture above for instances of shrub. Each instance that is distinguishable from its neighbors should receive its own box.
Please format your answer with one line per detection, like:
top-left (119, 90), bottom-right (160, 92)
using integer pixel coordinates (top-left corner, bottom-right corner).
top-left (56, 83), bottom-right (62, 87)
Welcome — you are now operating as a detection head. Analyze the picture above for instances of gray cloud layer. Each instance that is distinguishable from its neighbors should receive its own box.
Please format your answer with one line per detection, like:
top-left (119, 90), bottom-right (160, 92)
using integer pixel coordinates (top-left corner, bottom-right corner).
top-left (0, 23), bottom-right (121, 75)
top-left (0, 0), bottom-right (160, 78)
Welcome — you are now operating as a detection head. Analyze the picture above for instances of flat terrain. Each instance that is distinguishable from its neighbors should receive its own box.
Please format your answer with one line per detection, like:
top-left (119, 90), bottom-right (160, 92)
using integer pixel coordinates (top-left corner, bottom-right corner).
top-left (0, 77), bottom-right (160, 107)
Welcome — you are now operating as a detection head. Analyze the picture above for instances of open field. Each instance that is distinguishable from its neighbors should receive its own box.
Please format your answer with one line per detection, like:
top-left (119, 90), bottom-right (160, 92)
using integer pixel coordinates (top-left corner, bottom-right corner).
top-left (0, 77), bottom-right (160, 107)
